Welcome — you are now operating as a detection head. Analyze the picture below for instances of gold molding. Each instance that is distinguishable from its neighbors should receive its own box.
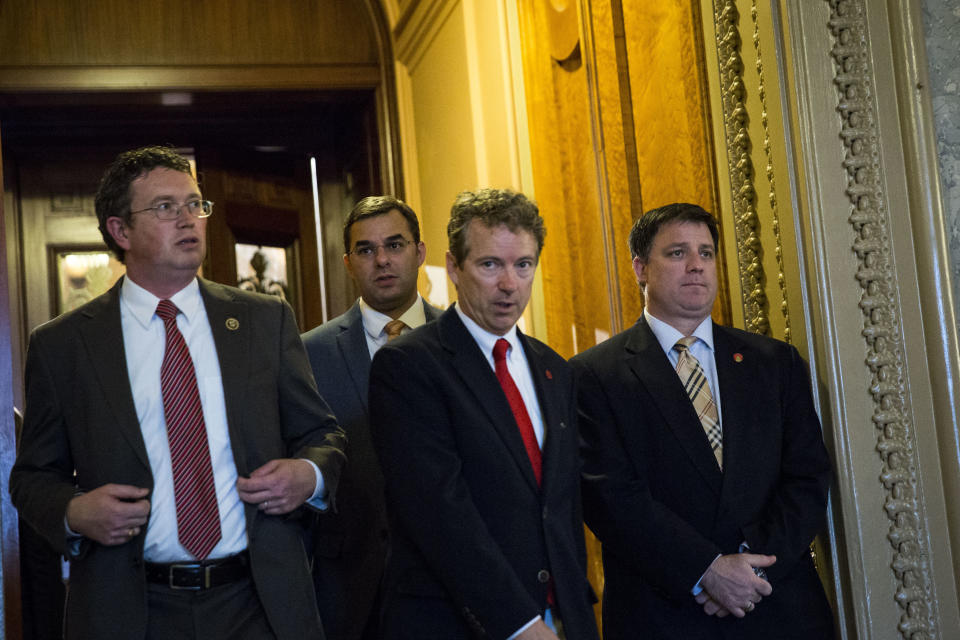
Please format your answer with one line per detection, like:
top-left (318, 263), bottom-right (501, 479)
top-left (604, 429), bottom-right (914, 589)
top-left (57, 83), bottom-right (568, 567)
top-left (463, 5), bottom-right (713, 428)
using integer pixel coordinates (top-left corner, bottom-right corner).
top-left (712, 0), bottom-right (770, 336)
top-left (825, 0), bottom-right (938, 637)
top-left (749, 0), bottom-right (790, 344)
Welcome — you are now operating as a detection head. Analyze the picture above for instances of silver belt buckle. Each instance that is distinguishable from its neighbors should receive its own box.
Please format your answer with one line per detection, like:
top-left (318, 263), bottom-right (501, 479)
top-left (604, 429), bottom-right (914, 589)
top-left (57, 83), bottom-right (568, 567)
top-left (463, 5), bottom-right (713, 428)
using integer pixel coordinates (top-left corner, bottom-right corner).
top-left (168, 563), bottom-right (203, 590)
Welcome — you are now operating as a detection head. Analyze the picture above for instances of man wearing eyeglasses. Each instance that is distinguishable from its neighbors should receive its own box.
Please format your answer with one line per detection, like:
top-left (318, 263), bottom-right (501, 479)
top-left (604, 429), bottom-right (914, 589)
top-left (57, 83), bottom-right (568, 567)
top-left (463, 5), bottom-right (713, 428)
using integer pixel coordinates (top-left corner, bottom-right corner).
top-left (301, 195), bottom-right (441, 640)
top-left (10, 146), bottom-right (347, 640)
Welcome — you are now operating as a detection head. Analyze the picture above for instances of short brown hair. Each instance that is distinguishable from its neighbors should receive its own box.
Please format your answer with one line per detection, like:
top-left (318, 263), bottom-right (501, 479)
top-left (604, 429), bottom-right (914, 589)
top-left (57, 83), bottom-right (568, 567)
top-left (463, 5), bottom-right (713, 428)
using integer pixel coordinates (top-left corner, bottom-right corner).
top-left (94, 146), bottom-right (193, 262)
top-left (447, 189), bottom-right (545, 265)
top-left (629, 203), bottom-right (718, 260)
top-left (343, 196), bottom-right (421, 253)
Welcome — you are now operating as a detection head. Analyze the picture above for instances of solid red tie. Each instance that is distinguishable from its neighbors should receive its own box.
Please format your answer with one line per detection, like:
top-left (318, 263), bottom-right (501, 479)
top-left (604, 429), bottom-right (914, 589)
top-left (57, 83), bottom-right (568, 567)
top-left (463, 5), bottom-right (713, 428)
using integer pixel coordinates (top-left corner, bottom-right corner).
top-left (493, 338), bottom-right (542, 486)
top-left (156, 300), bottom-right (222, 560)
top-left (493, 338), bottom-right (555, 607)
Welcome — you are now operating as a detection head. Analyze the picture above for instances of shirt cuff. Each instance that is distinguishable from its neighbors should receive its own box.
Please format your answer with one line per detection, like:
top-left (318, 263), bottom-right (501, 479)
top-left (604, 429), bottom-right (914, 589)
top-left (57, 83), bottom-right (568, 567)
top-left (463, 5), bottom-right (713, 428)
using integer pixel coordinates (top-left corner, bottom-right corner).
top-left (303, 459), bottom-right (328, 511)
top-left (691, 553), bottom-right (723, 595)
top-left (507, 616), bottom-right (541, 639)
top-left (64, 516), bottom-right (84, 557)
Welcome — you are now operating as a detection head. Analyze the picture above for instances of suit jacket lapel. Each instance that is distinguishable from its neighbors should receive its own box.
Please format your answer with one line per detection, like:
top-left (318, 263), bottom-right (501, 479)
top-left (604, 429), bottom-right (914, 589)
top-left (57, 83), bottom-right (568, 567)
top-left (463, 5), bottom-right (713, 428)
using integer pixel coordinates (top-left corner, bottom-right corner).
top-left (626, 318), bottom-right (723, 494)
top-left (338, 302), bottom-right (372, 413)
top-left (713, 325), bottom-right (755, 496)
top-left (199, 279), bottom-right (252, 475)
top-left (78, 278), bottom-right (151, 470)
top-left (437, 310), bottom-right (541, 492)
top-left (521, 333), bottom-right (563, 494)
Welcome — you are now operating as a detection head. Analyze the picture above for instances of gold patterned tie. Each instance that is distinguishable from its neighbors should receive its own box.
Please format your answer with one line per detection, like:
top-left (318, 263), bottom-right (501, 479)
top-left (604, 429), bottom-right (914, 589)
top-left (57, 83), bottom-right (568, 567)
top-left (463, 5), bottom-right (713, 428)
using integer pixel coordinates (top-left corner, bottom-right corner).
top-left (384, 319), bottom-right (408, 341)
top-left (674, 336), bottom-right (723, 469)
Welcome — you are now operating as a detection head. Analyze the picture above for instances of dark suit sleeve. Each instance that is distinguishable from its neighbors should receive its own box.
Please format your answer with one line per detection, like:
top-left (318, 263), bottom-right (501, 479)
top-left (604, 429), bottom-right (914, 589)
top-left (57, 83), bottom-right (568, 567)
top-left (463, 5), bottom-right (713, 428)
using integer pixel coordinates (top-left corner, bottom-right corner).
top-left (10, 330), bottom-right (83, 556)
top-left (275, 301), bottom-right (347, 508)
top-left (740, 344), bottom-right (831, 581)
top-left (575, 358), bottom-right (721, 598)
top-left (370, 344), bottom-right (541, 639)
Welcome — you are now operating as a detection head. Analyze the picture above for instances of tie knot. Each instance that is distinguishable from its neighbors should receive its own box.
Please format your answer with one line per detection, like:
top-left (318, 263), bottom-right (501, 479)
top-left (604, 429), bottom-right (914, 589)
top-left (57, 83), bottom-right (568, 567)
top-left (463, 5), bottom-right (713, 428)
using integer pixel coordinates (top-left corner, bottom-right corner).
top-left (493, 338), bottom-right (511, 363)
top-left (156, 299), bottom-right (180, 322)
top-left (674, 336), bottom-right (697, 352)
top-left (384, 319), bottom-right (408, 341)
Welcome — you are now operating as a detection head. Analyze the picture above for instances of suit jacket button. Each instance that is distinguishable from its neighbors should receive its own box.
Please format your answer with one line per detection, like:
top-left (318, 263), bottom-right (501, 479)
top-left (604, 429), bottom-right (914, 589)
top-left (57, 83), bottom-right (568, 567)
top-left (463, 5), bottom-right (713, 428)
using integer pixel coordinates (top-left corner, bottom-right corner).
top-left (542, 506), bottom-right (548, 520)
top-left (559, 421), bottom-right (566, 429)
top-left (537, 569), bottom-right (550, 583)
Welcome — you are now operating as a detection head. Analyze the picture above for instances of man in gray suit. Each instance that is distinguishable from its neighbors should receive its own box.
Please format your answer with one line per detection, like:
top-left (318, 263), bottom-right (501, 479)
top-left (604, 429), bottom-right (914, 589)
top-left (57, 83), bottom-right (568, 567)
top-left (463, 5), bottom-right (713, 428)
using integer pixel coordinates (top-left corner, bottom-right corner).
top-left (301, 195), bottom-right (441, 640)
top-left (10, 146), bottom-right (347, 640)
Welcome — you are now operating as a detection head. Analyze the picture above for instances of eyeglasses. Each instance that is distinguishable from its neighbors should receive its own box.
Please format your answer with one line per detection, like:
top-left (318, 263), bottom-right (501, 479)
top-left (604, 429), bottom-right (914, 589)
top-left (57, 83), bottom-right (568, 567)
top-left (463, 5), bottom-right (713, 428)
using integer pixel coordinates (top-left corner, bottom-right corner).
top-left (131, 200), bottom-right (214, 220)
top-left (348, 239), bottom-right (415, 260)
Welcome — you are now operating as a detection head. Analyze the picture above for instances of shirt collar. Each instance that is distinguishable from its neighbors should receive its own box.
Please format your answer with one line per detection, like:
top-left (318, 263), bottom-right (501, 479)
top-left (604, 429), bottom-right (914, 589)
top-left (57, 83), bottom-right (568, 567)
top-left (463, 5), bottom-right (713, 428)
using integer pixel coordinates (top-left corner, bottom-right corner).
top-left (359, 294), bottom-right (427, 340)
top-left (121, 275), bottom-right (202, 329)
top-left (643, 308), bottom-right (714, 355)
top-left (454, 303), bottom-right (521, 358)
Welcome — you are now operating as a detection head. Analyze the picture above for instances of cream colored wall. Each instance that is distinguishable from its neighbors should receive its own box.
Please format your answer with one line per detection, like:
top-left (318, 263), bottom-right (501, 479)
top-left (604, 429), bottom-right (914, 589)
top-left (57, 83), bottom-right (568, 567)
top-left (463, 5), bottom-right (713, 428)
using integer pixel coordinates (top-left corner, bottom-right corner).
top-left (386, 0), bottom-right (545, 338)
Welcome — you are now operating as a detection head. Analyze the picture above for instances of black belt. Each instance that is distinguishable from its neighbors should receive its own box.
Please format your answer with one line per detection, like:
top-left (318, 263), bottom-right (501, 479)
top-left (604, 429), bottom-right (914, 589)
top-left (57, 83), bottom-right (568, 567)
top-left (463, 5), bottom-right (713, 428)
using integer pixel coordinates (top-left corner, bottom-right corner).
top-left (145, 551), bottom-right (250, 590)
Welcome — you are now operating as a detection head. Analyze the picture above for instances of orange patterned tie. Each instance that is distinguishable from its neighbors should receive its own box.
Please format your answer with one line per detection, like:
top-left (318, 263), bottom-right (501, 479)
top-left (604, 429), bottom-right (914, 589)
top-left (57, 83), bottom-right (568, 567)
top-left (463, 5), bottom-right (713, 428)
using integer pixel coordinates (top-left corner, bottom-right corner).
top-left (156, 300), bottom-right (222, 559)
top-left (384, 319), bottom-right (408, 342)
top-left (674, 336), bottom-right (723, 469)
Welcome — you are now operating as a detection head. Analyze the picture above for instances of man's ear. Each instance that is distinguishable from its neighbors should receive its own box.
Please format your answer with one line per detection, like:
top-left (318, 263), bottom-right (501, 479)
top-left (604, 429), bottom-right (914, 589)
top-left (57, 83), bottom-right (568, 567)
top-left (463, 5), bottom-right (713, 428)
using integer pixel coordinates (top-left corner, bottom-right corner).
top-left (416, 241), bottom-right (426, 268)
top-left (632, 256), bottom-right (647, 286)
top-left (343, 253), bottom-right (354, 278)
top-left (445, 250), bottom-right (459, 287)
top-left (105, 217), bottom-right (131, 250)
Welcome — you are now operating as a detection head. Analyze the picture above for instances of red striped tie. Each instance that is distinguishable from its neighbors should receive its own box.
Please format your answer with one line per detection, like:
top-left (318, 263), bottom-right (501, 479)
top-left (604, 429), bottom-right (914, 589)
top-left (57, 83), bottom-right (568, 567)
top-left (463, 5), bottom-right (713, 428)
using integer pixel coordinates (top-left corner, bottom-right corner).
top-left (156, 300), bottom-right (221, 560)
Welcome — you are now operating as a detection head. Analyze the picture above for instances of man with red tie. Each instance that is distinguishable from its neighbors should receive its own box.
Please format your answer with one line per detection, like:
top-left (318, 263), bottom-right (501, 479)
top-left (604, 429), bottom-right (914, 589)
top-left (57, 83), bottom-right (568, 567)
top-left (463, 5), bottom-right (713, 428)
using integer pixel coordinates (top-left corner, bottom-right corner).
top-left (369, 188), bottom-right (599, 640)
top-left (10, 146), bottom-right (346, 640)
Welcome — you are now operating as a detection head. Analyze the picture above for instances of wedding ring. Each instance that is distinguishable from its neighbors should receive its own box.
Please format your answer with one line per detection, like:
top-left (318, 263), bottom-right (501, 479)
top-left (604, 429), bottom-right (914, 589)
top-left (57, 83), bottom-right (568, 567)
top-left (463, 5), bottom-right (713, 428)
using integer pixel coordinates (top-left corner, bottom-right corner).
top-left (744, 602), bottom-right (755, 612)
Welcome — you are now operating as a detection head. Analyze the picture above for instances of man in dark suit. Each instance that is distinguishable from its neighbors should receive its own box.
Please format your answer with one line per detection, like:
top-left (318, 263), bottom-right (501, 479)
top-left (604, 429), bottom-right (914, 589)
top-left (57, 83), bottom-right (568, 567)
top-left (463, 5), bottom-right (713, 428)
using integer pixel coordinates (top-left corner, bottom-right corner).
top-left (369, 189), bottom-right (599, 640)
top-left (10, 146), bottom-right (347, 640)
top-left (571, 203), bottom-right (834, 639)
top-left (301, 195), bottom-right (441, 639)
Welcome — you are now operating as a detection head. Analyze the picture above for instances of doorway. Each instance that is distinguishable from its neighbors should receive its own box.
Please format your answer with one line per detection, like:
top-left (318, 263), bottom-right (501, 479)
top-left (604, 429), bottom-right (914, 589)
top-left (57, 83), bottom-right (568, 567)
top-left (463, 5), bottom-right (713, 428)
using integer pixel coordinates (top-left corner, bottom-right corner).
top-left (0, 88), bottom-right (386, 637)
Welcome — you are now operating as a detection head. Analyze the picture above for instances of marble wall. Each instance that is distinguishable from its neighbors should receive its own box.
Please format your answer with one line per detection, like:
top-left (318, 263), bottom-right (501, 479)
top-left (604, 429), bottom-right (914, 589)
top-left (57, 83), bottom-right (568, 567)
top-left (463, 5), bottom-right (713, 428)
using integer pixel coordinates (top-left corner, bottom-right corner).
top-left (923, 1), bottom-right (960, 304)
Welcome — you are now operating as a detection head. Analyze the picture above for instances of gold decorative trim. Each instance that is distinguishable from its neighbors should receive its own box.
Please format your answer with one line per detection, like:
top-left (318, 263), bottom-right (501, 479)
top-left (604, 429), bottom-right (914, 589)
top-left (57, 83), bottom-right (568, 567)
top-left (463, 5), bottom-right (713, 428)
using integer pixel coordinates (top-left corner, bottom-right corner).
top-left (826, 1), bottom-right (938, 637)
top-left (749, 0), bottom-right (790, 343)
top-left (713, 0), bottom-right (770, 336)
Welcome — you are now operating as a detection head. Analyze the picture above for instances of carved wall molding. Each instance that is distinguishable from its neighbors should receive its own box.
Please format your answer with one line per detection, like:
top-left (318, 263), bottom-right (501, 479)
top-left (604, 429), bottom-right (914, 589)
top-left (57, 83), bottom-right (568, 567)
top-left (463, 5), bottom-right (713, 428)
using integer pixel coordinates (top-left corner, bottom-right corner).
top-left (748, 0), bottom-right (790, 343)
top-left (713, 0), bottom-right (770, 336)
top-left (825, 0), bottom-right (939, 637)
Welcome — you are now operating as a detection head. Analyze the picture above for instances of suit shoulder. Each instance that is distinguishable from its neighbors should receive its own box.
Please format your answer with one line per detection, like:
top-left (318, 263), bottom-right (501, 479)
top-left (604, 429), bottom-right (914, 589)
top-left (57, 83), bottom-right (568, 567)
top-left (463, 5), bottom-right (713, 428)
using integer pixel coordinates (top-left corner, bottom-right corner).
top-left (569, 326), bottom-right (633, 367)
top-left (301, 308), bottom-right (355, 345)
top-left (716, 324), bottom-right (797, 359)
top-left (30, 288), bottom-right (117, 341)
top-left (522, 334), bottom-right (568, 369)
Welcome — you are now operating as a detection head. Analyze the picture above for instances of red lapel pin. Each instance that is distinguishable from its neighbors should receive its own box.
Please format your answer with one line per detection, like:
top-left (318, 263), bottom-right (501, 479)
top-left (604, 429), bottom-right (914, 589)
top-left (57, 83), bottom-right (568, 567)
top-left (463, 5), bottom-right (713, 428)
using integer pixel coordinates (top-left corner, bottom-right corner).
top-left (545, 369), bottom-right (553, 379)
top-left (733, 353), bottom-right (743, 362)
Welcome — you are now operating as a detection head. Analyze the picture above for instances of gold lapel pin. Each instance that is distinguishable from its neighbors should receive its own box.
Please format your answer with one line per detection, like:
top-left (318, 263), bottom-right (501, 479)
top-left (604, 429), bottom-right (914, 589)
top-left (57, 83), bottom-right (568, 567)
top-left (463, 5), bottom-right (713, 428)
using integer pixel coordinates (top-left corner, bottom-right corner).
top-left (225, 317), bottom-right (240, 331)
top-left (733, 352), bottom-right (743, 362)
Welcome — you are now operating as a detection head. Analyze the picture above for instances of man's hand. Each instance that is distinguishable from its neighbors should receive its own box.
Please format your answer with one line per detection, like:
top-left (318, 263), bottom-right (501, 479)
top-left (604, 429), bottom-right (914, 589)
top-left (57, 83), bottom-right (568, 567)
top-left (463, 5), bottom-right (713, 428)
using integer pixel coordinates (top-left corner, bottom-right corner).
top-left (694, 591), bottom-right (730, 617)
top-left (515, 619), bottom-right (560, 640)
top-left (699, 553), bottom-right (775, 617)
top-left (65, 484), bottom-right (150, 546)
top-left (236, 459), bottom-right (316, 515)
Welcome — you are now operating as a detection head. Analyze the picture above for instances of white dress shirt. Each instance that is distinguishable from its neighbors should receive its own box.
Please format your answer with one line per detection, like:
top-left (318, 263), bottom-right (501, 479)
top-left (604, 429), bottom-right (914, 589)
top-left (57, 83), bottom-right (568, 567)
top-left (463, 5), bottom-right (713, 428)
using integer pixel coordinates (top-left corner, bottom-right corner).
top-left (119, 277), bottom-right (324, 562)
top-left (359, 294), bottom-right (428, 359)
top-left (644, 309), bottom-right (722, 426)
top-left (454, 305), bottom-right (545, 448)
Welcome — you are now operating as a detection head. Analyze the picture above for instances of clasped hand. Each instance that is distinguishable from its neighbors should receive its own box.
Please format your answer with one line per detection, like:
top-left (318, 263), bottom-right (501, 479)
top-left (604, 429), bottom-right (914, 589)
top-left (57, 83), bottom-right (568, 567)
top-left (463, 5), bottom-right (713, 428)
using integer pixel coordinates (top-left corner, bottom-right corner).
top-left (696, 553), bottom-right (775, 618)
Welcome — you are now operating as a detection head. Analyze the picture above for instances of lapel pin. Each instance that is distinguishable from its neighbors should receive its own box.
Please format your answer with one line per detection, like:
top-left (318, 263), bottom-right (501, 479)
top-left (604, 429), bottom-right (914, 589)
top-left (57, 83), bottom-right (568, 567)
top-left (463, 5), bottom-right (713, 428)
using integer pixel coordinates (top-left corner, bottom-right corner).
top-left (733, 353), bottom-right (743, 362)
top-left (225, 317), bottom-right (240, 331)
top-left (545, 369), bottom-right (553, 380)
